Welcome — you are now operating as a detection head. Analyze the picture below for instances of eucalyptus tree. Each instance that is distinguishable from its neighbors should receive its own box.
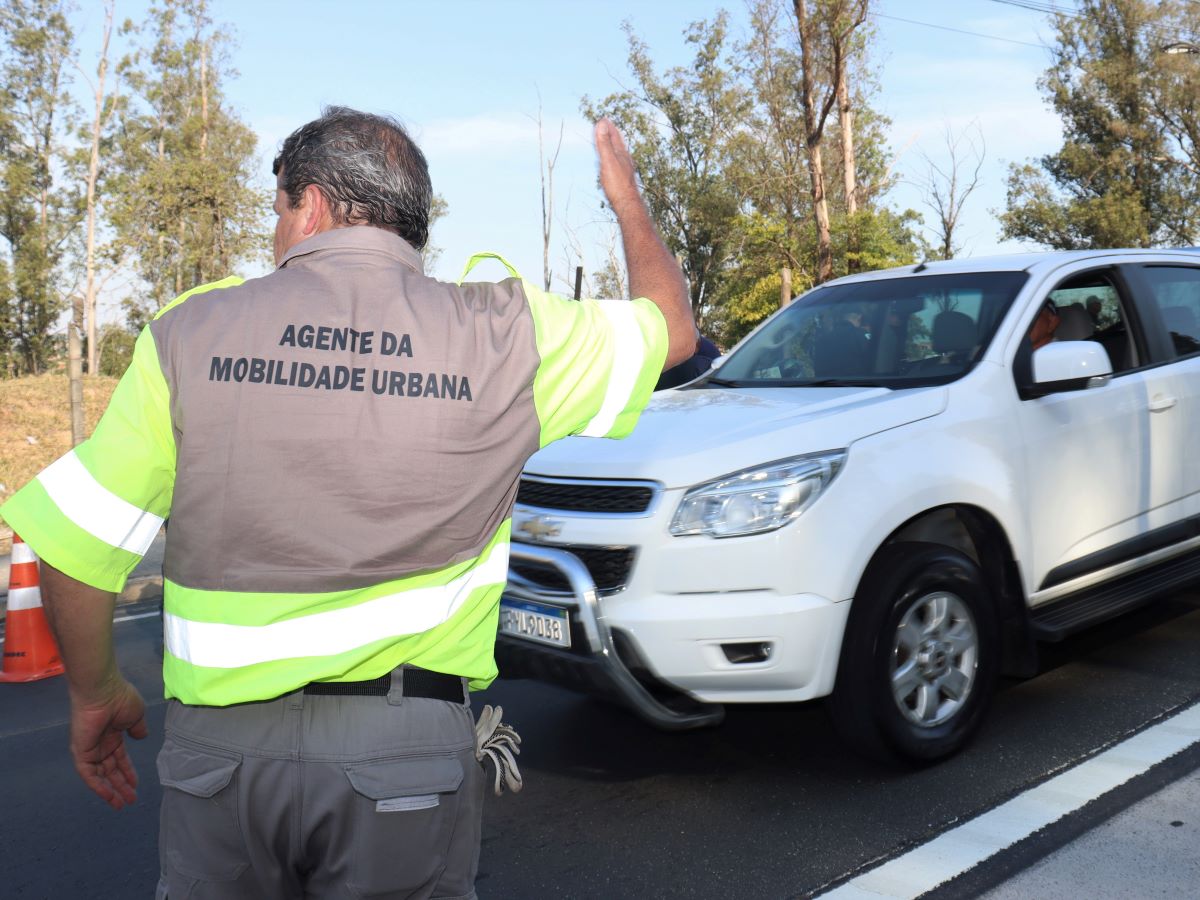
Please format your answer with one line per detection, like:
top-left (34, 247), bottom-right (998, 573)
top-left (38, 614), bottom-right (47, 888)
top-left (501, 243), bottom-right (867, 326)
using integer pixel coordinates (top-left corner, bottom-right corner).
top-left (1001, 0), bottom-right (1200, 249)
top-left (716, 0), bottom-right (918, 343)
top-left (0, 0), bottom-right (80, 375)
top-left (108, 0), bottom-right (266, 327)
top-left (582, 13), bottom-right (748, 328)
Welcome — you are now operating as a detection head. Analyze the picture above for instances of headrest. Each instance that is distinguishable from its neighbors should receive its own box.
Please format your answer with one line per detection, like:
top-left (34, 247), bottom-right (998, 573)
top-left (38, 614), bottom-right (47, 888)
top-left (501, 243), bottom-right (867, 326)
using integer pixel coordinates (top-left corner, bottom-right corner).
top-left (932, 310), bottom-right (976, 353)
top-left (1056, 303), bottom-right (1094, 341)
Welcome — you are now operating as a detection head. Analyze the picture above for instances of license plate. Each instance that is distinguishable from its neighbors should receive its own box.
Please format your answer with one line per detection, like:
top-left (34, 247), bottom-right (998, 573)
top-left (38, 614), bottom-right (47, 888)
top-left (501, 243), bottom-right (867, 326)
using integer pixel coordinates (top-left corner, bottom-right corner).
top-left (499, 598), bottom-right (571, 648)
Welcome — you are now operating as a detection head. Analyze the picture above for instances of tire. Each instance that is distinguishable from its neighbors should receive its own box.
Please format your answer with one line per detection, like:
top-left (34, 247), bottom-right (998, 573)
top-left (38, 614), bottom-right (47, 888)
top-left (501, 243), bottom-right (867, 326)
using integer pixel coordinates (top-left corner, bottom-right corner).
top-left (829, 541), bottom-right (998, 764)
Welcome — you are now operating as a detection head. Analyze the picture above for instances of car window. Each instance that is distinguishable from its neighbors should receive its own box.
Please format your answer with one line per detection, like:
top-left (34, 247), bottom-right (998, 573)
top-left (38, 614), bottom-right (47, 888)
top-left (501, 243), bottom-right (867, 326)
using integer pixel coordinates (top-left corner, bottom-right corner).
top-left (713, 272), bottom-right (1028, 388)
top-left (1046, 284), bottom-right (1121, 331)
top-left (1042, 271), bottom-right (1139, 375)
top-left (1135, 266), bottom-right (1200, 359)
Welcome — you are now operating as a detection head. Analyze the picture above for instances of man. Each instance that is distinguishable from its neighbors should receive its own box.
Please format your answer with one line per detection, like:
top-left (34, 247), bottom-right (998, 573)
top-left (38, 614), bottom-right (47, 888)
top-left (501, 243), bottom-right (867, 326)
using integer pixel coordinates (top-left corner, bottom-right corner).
top-left (655, 334), bottom-right (720, 390)
top-left (1029, 299), bottom-right (1061, 349)
top-left (814, 307), bottom-right (871, 376)
top-left (0, 107), bottom-right (694, 898)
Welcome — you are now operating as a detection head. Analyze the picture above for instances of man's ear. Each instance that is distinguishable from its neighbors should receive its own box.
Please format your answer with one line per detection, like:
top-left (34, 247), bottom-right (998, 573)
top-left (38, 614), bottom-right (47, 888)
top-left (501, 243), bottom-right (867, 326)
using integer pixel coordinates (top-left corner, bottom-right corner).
top-left (300, 184), bottom-right (330, 235)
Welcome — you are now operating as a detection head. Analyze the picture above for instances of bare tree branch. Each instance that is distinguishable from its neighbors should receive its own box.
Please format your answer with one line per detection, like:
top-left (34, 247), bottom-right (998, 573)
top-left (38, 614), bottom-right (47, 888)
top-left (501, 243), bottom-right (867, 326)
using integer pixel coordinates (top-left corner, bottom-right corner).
top-left (915, 121), bottom-right (985, 260)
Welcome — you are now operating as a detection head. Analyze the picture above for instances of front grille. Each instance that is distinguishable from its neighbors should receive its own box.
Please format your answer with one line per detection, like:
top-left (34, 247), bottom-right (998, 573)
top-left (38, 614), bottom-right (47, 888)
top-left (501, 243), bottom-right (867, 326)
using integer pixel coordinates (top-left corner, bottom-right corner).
top-left (516, 477), bottom-right (655, 514)
top-left (509, 545), bottom-right (635, 594)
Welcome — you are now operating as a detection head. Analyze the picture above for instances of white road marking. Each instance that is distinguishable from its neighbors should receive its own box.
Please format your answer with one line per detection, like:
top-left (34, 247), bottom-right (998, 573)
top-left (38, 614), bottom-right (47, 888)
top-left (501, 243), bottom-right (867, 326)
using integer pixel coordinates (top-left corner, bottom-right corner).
top-left (113, 611), bottom-right (161, 624)
top-left (817, 702), bottom-right (1200, 899)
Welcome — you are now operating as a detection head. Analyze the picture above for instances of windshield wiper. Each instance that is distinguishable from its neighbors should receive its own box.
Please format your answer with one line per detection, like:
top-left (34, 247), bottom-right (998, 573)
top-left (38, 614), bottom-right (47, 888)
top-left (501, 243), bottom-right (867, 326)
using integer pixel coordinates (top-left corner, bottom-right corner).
top-left (700, 376), bottom-right (892, 388)
top-left (778, 378), bottom-right (890, 388)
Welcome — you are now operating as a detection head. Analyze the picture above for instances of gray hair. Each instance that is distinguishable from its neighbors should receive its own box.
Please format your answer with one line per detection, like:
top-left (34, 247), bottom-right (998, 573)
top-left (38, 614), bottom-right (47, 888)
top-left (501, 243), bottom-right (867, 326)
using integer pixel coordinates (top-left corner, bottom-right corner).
top-left (272, 106), bottom-right (432, 250)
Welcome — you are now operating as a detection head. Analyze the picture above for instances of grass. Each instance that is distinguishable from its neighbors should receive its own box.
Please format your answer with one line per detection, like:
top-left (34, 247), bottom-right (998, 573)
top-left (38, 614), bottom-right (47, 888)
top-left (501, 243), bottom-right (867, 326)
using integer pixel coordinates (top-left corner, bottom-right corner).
top-left (0, 374), bottom-right (118, 554)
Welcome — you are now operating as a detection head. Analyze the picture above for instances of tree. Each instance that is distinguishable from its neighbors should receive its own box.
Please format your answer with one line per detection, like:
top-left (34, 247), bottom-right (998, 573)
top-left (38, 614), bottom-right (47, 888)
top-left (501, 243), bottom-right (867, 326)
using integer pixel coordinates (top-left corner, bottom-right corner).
top-left (77, 0), bottom-right (117, 375)
top-left (422, 193), bottom-right (448, 272)
top-left (734, 0), bottom-right (810, 281)
top-left (917, 122), bottom-right (985, 260)
top-left (0, 0), bottom-right (80, 375)
top-left (95, 319), bottom-right (136, 376)
top-left (582, 14), bottom-right (747, 327)
top-left (533, 96), bottom-right (563, 292)
top-left (0, 257), bottom-right (15, 376)
top-left (732, 1), bottom-right (883, 283)
top-left (108, 0), bottom-right (266, 326)
top-left (582, 2), bottom-right (917, 346)
top-left (1001, 0), bottom-right (1200, 249)
top-left (714, 0), bottom-right (917, 343)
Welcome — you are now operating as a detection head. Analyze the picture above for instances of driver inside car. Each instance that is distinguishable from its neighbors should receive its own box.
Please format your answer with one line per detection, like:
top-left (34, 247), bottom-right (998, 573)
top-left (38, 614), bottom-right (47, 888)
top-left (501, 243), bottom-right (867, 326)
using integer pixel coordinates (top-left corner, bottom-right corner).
top-left (1028, 299), bottom-right (1061, 349)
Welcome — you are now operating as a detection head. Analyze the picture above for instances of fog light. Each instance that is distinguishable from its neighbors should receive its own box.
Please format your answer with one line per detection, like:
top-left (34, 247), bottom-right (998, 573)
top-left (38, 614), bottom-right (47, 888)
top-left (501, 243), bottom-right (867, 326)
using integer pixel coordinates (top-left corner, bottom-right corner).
top-left (721, 641), bottom-right (773, 664)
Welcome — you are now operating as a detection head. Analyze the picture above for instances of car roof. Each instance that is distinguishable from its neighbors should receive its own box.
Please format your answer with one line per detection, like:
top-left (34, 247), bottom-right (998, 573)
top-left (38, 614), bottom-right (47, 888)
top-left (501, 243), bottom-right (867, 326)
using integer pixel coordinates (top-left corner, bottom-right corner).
top-left (826, 248), bottom-right (1200, 286)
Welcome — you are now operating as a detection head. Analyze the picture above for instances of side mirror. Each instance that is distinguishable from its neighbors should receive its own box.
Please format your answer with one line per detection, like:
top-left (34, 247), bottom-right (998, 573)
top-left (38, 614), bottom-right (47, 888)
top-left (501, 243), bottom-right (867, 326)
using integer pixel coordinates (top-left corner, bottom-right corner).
top-left (1027, 341), bottom-right (1113, 397)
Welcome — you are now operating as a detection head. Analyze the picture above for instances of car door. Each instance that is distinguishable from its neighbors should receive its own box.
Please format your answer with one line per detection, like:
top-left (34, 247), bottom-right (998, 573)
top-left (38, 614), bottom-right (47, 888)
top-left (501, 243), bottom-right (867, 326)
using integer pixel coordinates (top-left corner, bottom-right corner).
top-left (1010, 263), bottom-right (1183, 599)
top-left (1120, 262), bottom-right (1200, 522)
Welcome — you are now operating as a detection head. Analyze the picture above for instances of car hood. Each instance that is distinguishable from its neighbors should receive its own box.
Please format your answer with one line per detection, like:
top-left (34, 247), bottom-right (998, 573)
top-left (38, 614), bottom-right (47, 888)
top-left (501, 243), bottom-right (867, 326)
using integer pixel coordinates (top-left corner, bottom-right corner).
top-left (525, 385), bottom-right (948, 489)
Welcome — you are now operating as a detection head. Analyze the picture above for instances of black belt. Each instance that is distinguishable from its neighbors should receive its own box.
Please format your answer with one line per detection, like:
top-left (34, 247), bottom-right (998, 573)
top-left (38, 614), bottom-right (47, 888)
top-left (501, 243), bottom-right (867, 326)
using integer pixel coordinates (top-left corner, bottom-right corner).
top-left (303, 666), bottom-right (465, 702)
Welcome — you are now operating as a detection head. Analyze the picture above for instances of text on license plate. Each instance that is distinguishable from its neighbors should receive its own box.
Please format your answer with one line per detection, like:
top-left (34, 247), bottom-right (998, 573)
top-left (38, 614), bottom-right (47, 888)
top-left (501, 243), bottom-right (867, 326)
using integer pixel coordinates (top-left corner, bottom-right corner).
top-left (499, 599), bottom-right (571, 648)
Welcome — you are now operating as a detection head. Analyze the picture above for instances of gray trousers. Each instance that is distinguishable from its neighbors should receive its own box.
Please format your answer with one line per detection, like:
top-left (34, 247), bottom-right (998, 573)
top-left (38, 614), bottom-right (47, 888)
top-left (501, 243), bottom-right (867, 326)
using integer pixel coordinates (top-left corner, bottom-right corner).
top-left (155, 668), bottom-right (483, 899)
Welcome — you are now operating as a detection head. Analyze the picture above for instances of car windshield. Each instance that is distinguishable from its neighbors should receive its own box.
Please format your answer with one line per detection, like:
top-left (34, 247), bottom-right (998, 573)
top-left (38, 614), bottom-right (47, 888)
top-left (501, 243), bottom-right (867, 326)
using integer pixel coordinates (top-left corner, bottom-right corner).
top-left (708, 271), bottom-right (1029, 388)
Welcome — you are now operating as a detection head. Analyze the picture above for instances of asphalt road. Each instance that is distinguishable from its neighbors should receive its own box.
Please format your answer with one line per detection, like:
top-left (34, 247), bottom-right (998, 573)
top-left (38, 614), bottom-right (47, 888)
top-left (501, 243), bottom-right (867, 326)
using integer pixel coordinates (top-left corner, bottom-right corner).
top-left (2, 592), bottom-right (1199, 899)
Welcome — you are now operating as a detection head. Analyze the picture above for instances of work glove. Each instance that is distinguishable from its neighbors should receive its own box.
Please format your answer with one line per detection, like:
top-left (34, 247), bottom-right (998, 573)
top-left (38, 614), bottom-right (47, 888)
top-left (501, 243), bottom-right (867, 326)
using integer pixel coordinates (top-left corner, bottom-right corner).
top-left (474, 704), bottom-right (523, 796)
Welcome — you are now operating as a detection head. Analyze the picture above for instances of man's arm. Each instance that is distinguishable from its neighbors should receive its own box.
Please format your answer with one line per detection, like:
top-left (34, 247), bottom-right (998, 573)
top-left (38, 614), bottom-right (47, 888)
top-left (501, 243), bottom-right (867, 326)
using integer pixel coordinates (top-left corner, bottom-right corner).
top-left (40, 563), bottom-right (147, 810)
top-left (594, 118), bottom-right (698, 369)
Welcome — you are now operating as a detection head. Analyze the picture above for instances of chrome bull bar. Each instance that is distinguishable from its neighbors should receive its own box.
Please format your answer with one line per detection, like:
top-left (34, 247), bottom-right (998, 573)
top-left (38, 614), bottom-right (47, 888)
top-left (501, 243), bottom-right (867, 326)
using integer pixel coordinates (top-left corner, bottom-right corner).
top-left (504, 543), bottom-right (724, 731)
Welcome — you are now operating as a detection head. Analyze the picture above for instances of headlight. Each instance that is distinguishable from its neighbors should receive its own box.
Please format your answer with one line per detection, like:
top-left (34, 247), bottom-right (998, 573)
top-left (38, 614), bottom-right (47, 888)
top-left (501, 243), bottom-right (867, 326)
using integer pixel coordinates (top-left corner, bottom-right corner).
top-left (669, 450), bottom-right (846, 538)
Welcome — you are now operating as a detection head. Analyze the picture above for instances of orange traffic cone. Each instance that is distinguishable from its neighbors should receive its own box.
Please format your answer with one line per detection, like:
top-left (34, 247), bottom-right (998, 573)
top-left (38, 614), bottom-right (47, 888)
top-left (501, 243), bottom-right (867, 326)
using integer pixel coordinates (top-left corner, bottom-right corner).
top-left (0, 534), bottom-right (65, 682)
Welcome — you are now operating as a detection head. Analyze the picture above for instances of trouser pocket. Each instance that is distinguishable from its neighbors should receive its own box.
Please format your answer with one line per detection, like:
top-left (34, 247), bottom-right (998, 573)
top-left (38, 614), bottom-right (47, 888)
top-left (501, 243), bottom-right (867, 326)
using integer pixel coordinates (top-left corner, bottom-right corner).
top-left (343, 754), bottom-right (465, 898)
top-left (157, 736), bottom-right (251, 892)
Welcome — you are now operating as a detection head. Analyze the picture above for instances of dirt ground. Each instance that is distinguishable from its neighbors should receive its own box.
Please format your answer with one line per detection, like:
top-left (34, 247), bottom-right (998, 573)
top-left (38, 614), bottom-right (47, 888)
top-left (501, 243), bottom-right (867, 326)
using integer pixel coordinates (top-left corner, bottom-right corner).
top-left (0, 374), bottom-right (118, 544)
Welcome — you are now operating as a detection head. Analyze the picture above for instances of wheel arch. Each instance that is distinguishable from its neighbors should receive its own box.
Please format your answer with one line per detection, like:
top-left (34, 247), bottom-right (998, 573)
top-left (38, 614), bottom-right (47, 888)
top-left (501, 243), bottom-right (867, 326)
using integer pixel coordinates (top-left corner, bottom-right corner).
top-left (866, 504), bottom-right (1037, 678)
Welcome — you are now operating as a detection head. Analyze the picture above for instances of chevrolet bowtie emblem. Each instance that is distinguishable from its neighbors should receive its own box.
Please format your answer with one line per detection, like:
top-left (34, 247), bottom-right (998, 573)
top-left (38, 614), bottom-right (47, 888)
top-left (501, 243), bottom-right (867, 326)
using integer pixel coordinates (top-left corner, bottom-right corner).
top-left (515, 514), bottom-right (563, 542)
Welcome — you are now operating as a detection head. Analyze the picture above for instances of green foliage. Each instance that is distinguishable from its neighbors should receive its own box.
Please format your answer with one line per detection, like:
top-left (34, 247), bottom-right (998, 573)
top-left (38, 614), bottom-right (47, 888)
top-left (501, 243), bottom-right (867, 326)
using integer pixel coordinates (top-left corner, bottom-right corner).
top-left (109, 0), bottom-right (267, 325)
top-left (712, 206), bottom-right (922, 346)
top-left (0, 256), bottom-right (15, 376)
top-left (717, 271), bottom-right (788, 346)
top-left (582, 13), bottom-right (748, 327)
top-left (592, 255), bottom-right (627, 301)
top-left (834, 207), bottom-right (924, 276)
top-left (584, 1), bottom-right (922, 348)
top-left (423, 194), bottom-right (449, 272)
top-left (0, 0), bottom-right (80, 376)
top-left (579, 1), bottom-right (920, 348)
top-left (96, 321), bottom-right (136, 376)
top-left (1001, 0), bottom-right (1200, 248)
top-left (732, 0), bottom-right (809, 271)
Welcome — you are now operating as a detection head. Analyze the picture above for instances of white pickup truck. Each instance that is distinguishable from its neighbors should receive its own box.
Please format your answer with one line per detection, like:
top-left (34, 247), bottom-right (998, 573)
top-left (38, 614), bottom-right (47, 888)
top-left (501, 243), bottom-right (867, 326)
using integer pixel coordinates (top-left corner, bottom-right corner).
top-left (496, 249), bottom-right (1200, 762)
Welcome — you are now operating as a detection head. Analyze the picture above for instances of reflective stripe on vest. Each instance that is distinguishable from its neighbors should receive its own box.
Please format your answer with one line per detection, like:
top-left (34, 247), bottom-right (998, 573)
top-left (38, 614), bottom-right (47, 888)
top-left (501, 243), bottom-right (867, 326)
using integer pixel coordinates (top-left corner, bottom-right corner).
top-left (579, 299), bottom-right (648, 437)
top-left (37, 451), bottom-right (164, 555)
top-left (163, 540), bottom-right (510, 669)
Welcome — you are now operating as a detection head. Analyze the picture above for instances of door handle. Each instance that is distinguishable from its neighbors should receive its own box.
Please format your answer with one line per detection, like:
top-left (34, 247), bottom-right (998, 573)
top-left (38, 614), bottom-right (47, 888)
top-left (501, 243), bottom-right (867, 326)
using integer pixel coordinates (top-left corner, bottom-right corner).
top-left (1149, 395), bottom-right (1177, 412)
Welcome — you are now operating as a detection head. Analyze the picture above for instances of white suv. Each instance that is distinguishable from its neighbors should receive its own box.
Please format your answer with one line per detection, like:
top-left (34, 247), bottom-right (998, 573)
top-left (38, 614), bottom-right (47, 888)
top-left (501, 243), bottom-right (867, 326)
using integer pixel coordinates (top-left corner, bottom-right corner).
top-left (496, 250), bottom-right (1200, 762)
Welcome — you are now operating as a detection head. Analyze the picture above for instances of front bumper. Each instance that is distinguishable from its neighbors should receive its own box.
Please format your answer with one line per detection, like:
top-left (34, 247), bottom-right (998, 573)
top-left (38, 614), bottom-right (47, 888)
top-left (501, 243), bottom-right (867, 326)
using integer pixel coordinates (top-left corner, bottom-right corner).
top-left (499, 543), bottom-right (852, 729)
top-left (498, 543), bottom-right (726, 730)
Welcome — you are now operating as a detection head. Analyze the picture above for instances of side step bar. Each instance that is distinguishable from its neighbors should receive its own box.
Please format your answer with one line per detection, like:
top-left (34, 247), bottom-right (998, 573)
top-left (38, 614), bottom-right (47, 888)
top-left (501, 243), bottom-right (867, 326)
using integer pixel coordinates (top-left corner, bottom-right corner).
top-left (1031, 547), bottom-right (1200, 641)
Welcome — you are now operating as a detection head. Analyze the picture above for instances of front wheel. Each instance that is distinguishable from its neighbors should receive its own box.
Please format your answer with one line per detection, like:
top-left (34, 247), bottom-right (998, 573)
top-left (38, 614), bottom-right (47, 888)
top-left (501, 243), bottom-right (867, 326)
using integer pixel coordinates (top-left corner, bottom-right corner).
top-left (829, 542), bottom-right (998, 763)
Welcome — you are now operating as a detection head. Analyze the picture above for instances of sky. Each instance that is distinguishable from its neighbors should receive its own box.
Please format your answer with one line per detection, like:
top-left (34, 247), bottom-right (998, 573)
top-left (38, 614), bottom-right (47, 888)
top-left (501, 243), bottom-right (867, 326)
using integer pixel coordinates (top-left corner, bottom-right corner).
top-left (68, 0), bottom-right (1075, 313)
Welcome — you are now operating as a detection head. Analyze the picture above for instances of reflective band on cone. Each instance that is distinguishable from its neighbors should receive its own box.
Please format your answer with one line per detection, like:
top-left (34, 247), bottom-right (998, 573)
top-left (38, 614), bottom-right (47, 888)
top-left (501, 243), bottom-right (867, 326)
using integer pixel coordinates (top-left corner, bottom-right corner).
top-left (0, 534), bottom-right (65, 683)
